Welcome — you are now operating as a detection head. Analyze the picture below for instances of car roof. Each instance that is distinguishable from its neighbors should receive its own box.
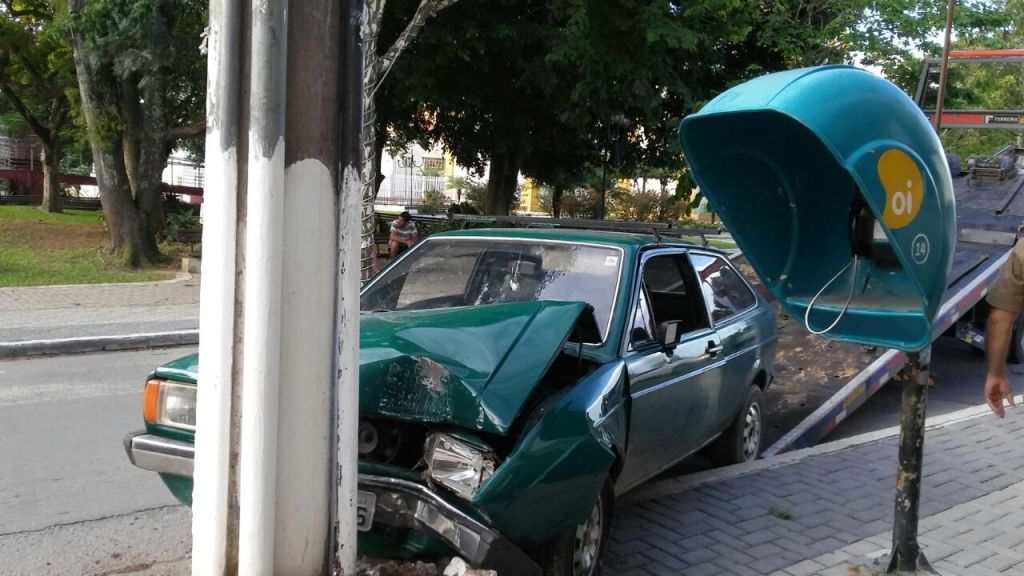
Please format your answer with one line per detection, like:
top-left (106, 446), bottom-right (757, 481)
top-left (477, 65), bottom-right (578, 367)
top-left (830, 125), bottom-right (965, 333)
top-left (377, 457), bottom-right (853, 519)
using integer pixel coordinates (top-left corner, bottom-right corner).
top-left (432, 227), bottom-right (708, 251)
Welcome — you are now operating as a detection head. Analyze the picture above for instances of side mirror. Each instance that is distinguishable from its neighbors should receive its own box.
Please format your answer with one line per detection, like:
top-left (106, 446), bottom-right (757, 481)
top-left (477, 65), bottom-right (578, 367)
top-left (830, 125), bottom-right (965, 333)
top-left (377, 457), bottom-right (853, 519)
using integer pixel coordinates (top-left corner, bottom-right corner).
top-left (658, 320), bottom-right (682, 353)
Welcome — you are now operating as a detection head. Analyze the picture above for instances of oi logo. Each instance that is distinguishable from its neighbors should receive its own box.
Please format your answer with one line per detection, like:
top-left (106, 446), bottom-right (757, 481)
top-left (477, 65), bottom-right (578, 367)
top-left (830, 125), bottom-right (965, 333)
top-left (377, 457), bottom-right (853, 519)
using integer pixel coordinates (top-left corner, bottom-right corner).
top-left (877, 149), bottom-right (923, 230)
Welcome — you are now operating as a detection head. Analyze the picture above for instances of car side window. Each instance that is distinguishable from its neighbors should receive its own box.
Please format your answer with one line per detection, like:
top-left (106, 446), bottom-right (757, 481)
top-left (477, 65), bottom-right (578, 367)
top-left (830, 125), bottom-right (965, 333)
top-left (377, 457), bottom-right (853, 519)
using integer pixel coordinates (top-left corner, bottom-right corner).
top-left (633, 254), bottom-right (709, 345)
top-left (628, 286), bottom-right (656, 348)
top-left (689, 254), bottom-right (757, 324)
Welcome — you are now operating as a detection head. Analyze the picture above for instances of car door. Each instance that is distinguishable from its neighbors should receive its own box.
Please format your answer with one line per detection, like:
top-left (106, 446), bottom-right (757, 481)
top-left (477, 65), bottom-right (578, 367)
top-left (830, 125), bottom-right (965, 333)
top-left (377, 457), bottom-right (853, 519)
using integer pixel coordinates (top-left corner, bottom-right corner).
top-left (688, 252), bottom-right (761, 437)
top-left (617, 249), bottom-right (726, 490)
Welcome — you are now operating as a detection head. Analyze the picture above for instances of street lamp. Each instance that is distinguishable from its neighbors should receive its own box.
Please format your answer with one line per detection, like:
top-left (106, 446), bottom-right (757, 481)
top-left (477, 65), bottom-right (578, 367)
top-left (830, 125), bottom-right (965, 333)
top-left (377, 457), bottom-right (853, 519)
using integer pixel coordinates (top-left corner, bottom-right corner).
top-left (599, 115), bottom-right (630, 220)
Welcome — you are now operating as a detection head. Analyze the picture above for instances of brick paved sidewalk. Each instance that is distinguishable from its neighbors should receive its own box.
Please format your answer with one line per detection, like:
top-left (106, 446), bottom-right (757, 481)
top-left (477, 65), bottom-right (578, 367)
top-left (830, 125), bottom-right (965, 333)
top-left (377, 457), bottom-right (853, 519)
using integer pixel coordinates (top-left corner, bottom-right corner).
top-left (607, 407), bottom-right (1024, 575)
top-left (0, 275), bottom-right (199, 343)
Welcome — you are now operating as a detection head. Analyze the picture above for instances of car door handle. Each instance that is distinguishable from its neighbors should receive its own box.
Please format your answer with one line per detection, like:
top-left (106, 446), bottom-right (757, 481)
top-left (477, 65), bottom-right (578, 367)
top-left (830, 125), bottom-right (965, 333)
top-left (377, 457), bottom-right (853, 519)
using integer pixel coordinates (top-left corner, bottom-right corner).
top-left (703, 342), bottom-right (724, 359)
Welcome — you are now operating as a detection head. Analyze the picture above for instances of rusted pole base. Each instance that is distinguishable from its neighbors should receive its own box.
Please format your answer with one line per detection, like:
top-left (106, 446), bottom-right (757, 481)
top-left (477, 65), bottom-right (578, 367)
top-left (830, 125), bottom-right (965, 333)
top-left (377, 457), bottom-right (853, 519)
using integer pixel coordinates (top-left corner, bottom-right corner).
top-left (886, 348), bottom-right (939, 575)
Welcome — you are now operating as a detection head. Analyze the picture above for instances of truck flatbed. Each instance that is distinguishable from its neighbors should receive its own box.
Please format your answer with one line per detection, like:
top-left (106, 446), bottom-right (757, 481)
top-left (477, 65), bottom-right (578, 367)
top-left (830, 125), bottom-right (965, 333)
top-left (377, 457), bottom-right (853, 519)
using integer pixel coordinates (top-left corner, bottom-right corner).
top-left (749, 153), bottom-right (1024, 455)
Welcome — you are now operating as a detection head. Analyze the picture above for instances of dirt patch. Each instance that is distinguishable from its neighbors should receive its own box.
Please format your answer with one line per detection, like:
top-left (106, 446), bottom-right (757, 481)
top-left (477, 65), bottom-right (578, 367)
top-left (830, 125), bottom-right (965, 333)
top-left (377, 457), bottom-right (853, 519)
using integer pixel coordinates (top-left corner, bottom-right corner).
top-left (734, 257), bottom-right (882, 444)
top-left (0, 219), bottom-right (108, 250)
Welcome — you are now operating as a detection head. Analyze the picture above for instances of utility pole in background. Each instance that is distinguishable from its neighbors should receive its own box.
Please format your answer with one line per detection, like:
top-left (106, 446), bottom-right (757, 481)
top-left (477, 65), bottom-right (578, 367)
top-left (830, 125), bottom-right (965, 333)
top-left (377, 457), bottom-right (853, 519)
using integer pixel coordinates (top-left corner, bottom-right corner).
top-left (193, 0), bottom-right (357, 573)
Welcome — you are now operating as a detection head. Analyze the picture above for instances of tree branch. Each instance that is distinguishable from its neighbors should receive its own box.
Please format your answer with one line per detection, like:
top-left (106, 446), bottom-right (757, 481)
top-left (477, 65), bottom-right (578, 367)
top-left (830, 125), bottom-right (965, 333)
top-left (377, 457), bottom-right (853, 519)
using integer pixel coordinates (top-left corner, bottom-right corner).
top-left (11, 52), bottom-right (54, 94)
top-left (167, 121), bottom-right (206, 141)
top-left (373, 0), bottom-right (460, 97)
top-left (0, 0), bottom-right (52, 20)
top-left (0, 83), bottom-right (52, 142)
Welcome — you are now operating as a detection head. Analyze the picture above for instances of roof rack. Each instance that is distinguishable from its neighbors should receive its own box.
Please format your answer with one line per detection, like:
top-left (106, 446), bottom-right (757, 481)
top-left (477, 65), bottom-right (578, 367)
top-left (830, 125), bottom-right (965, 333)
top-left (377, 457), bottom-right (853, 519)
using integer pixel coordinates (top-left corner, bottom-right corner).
top-left (450, 214), bottom-right (723, 247)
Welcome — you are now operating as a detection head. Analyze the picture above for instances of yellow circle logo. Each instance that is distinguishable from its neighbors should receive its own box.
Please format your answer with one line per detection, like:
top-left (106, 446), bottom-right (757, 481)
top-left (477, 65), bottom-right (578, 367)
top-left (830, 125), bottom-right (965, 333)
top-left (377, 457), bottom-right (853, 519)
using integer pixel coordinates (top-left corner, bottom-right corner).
top-left (877, 149), bottom-right (923, 230)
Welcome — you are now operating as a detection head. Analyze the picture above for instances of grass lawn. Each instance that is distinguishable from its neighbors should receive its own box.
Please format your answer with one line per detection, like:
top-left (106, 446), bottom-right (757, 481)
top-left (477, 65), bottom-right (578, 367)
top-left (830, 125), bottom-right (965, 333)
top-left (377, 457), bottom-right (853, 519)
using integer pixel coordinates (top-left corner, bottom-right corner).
top-left (0, 206), bottom-right (176, 287)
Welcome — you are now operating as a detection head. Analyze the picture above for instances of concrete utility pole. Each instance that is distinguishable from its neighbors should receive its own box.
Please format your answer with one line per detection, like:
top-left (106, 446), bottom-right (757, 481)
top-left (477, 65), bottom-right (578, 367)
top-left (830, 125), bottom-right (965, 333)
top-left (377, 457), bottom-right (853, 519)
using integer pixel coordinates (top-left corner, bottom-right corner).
top-left (333, 0), bottom-right (364, 572)
top-left (193, 0), bottom-right (355, 573)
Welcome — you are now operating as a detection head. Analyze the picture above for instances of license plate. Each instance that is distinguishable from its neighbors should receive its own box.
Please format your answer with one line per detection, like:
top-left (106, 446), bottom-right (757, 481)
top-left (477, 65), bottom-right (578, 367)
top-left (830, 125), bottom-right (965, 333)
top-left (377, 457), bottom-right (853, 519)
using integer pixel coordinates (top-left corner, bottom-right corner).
top-left (356, 491), bottom-right (376, 532)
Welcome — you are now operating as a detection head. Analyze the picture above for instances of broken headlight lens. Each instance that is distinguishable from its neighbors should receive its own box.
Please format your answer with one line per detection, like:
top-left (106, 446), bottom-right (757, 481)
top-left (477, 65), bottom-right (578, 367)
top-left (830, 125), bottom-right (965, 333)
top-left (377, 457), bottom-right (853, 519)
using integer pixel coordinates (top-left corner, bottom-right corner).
top-left (425, 433), bottom-right (496, 500)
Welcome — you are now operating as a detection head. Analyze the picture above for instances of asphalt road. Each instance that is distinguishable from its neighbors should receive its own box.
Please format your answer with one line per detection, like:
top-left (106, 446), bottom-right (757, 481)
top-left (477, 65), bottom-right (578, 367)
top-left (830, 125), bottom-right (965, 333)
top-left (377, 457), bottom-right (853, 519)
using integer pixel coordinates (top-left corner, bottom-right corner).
top-left (0, 337), bottom-right (999, 574)
top-left (823, 335), bottom-right (1018, 442)
top-left (0, 347), bottom-right (194, 536)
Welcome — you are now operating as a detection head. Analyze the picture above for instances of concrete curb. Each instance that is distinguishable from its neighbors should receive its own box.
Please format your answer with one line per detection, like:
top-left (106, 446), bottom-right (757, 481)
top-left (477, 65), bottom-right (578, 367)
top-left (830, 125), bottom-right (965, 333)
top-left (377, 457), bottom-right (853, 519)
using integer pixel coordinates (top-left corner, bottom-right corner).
top-left (0, 329), bottom-right (199, 359)
top-left (621, 394), bottom-right (1018, 506)
top-left (2, 272), bottom-right (195, 291)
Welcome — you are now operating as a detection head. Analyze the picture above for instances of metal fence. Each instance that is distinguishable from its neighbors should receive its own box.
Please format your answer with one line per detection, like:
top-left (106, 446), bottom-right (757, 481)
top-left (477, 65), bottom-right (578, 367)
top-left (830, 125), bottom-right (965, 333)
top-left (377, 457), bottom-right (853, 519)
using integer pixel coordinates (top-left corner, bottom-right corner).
top-left (376, 174), bottom-right (447, 205)
top-left (0, 135), bottom-right (38, 171)
top-left (165, 157), bottom-right (205, 188)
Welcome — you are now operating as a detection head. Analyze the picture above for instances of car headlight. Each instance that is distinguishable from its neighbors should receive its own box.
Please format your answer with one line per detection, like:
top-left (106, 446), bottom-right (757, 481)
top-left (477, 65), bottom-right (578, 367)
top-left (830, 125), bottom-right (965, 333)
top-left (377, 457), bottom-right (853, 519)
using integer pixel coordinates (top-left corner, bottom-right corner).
top-left (425, 433), bottom-right (496, 499)
top-left (143, 379), bottom-right (197, 430)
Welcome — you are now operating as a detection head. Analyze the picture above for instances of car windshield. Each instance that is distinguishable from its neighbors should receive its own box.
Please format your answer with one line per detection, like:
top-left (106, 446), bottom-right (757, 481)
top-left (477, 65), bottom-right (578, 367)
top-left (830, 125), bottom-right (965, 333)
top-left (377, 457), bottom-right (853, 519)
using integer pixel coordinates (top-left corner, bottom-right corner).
top-left (360, 237), bottom-right (623, 340)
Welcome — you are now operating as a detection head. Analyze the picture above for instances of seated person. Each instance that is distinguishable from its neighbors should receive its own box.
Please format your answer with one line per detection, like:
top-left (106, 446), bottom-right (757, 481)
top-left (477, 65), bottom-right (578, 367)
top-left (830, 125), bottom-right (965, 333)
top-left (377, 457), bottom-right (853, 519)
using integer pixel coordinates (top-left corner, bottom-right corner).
top-left (389, 211), bottom-right (419, 259)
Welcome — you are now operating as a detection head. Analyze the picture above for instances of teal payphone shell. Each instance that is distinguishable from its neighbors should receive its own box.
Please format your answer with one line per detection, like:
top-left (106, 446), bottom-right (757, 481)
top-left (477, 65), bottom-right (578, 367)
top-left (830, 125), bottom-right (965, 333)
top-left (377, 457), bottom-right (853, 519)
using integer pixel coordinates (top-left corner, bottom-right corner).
top-left (680, 65), bottom-right (955, 352)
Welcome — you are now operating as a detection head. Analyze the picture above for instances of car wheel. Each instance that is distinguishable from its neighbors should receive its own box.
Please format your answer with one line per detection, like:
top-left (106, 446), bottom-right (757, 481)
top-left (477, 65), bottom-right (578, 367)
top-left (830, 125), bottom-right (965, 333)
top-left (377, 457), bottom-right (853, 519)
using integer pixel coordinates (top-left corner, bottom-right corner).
top-left (535, 482), bottom-right (614, 576)
top-left (709, 385), bottom-right (764, 465)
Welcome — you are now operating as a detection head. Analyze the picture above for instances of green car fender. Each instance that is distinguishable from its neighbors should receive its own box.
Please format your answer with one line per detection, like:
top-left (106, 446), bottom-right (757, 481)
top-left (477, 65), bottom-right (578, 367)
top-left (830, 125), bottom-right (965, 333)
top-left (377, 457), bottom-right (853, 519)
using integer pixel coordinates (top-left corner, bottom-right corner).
top-left (472, 360), bottom-right (627, 545)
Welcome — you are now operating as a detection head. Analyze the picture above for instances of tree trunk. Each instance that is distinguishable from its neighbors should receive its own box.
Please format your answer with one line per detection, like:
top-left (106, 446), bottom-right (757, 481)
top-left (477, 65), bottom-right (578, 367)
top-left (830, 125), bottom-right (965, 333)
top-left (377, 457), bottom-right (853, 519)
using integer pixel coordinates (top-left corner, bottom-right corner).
top-left (359, 11), bottom-right (382, 280)
top-left (0, 74), bottom-right (68, 214)
top-left (120, 77), bottom-right (144, 197)
top-left (358, 0), bottom-right (462, 280)
top-left (68, 0), bottom-right (153, 267)
top-left (132, 1), bottom-right (175, 256)
top-left (39, 140), bottom-right (63, 213)
top-left (135, 70), bottom-right (171, 255)
top-left (485, 150), bottom-right (520, 215)
top-left (552, 185), bottom-right (564, 218)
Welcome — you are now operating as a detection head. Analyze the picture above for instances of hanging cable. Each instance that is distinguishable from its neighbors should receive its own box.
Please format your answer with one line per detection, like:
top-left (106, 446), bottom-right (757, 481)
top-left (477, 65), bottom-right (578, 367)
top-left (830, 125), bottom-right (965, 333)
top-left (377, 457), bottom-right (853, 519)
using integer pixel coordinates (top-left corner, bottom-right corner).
top-left (805, 257), bottom-right (860, 336)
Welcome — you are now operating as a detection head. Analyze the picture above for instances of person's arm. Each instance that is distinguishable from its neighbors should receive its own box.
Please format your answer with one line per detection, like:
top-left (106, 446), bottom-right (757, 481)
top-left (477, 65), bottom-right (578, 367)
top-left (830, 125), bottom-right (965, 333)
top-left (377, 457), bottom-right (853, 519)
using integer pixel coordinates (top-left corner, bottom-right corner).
top-left (984, 242), bottom-right (1024, 417)
top-left (985, 308), bottom-right (1017, 418)
top-left (389, 222), bottom-right (401, 244)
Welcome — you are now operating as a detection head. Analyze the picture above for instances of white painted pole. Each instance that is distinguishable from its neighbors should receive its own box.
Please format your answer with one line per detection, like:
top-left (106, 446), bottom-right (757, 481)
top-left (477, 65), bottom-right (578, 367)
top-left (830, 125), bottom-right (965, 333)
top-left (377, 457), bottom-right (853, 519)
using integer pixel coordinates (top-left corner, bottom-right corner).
top-left (237, 0), bottom-right (288, 572)
top-left (273, 0), bottom-right (341, 571)
top-left (192, 0), bottom-right (241, 571)
top-left (334, 0), bottom-right (364, 571)
top-left (335, 164), bottom-right (362, 574)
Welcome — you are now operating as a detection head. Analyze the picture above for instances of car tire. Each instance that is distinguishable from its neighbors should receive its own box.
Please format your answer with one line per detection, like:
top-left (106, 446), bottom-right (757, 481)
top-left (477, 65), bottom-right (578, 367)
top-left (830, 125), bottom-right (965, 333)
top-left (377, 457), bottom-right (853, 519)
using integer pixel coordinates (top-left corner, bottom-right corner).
top-left (535, 481), bottom-right (614, 576)
top-left (708, 385), bottom-right (764, 466)
top-left (946, 152), bottom-right (962, 176)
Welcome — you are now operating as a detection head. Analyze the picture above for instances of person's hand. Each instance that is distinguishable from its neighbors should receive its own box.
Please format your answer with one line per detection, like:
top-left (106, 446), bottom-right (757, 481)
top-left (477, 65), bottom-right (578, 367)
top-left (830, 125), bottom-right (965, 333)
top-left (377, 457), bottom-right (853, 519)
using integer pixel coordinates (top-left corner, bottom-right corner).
top-left (985, 372), bottom-right (1016, 418)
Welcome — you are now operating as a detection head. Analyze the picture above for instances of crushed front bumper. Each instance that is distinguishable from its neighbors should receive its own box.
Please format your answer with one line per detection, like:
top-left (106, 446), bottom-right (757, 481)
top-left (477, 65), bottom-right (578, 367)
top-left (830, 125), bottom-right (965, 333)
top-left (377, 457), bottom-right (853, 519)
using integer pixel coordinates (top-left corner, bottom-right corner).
top-left (359, 474), bottom-right (539, 576)
top-left (123, 431), bottom-right (539, 576)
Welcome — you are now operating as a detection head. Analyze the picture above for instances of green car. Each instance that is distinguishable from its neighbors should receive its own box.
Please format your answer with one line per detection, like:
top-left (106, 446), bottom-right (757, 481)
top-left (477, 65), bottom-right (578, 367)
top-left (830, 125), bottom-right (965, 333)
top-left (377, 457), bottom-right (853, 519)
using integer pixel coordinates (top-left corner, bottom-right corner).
top-left (125, 228), bottom-right (777, 576)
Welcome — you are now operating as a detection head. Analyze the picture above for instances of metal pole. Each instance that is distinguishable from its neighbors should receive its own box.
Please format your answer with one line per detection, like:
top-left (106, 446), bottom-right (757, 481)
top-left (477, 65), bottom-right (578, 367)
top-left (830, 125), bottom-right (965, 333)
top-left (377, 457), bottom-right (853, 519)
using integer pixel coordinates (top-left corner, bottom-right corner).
top-left (933, 0), bottom-right (956, 132)
top-left (333, 0), bottom-right (364, 571)
top-left (887, 348), bottom-right (937, 574)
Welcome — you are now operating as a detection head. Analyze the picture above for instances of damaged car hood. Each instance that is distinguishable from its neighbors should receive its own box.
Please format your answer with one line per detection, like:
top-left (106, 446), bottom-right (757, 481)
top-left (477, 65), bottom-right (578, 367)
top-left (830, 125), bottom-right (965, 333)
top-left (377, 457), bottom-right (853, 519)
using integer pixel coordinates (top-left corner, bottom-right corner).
top-left (151, 301), bottom-right (596, 436)
top-left (359, 301), bottom-right (596, 435)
